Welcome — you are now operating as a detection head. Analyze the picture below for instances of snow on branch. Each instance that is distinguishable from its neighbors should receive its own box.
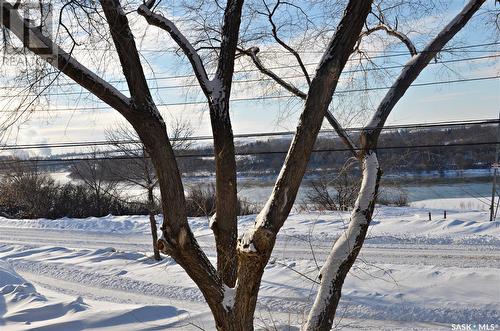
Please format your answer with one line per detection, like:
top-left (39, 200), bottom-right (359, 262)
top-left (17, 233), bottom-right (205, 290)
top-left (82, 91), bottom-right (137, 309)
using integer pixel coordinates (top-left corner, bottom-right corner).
top-left (356, 23), bottom-right (417, 56)
top-left (304, 152), bottom-right (380, 330)
top-left (138, 5), bottom-right (211, 94)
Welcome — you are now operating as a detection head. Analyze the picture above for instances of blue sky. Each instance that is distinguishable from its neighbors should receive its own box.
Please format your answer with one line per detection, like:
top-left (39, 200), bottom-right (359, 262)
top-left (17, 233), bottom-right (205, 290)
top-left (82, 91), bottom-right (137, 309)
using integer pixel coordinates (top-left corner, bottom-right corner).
top-left (0, 0), bottom-right (498, 156)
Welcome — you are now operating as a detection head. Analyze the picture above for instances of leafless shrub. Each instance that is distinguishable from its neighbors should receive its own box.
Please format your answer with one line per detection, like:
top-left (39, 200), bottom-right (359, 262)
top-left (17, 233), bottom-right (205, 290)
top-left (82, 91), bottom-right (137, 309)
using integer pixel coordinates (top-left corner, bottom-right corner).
top-left (305, 171), bottom-right (361, 211)
top-left (0, 159), bottom-right (149, 218)
top-left (186, 184), bottom-right (258, 217)
top-left (377, 188), bottom-right (409, 207)
top-left (0, 161), bottom-right (57, 218)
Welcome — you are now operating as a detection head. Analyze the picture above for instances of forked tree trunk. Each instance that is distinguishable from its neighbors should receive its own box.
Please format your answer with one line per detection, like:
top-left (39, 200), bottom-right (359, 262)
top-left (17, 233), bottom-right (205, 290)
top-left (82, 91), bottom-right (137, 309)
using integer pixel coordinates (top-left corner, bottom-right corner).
top-left (304, 1), bottom-right (485, 328)
top-left (138, 0), bottom-right (244, 287)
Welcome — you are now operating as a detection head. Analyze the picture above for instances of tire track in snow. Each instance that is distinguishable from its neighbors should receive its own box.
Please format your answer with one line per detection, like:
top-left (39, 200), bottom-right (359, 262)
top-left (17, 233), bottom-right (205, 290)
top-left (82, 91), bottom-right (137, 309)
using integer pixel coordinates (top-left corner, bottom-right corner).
top-left (8, 259), bottom-right (206, 303)
top-left (7, 257), bottom-right (500, 325)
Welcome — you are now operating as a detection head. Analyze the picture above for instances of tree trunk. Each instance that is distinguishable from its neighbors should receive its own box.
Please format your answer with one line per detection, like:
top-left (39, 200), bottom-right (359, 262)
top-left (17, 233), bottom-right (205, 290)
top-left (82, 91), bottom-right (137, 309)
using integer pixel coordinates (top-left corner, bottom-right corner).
top-left (303, 2), bottom-right (486, 328)
top-left (209, 99), bottom-right (238, 287)
top-left (148, 188), bottom-right (161, 261)
top-left (230, 1), bottom-right (373, 328)
top-left (304, 152), bottom-right (382, 330)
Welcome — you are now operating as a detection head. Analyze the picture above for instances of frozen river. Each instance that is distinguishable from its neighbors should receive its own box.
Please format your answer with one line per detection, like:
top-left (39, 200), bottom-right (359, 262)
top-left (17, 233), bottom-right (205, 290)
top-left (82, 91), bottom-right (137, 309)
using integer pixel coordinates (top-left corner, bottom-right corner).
top-left (49, 170), bottom-right (493, 206)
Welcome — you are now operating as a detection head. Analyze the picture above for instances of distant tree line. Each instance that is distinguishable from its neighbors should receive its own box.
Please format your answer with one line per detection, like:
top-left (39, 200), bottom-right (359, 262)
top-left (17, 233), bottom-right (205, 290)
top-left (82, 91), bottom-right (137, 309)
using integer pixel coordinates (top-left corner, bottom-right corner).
top-left (1, 124), bottom-right (492, 179)
top-left (177, 124), bottom-right (496, 176)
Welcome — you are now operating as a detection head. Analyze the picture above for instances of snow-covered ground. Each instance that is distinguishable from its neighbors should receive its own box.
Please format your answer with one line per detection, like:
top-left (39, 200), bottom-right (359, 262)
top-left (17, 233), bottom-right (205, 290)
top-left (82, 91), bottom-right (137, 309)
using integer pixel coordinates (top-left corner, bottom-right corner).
top-left (0, 198), bottom-right (499, 330)
top-left (410, 197), bottom-right (492, 212)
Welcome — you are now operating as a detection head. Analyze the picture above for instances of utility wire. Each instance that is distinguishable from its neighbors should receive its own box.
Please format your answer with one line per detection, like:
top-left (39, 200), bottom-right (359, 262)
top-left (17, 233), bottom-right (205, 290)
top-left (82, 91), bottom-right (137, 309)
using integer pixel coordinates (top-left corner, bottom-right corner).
top-left (0, 118), bottom-right (497, 151)
top-left (0, 42), bottom-right (496, 91)
top-left (0, 53), bottom-right (497, 97)
top-left (81, 41), bottom-right (500, 55)
top-left (1, 75), bottom-right (497, 113)
top-left (1, 141), bottom-right (497, 164)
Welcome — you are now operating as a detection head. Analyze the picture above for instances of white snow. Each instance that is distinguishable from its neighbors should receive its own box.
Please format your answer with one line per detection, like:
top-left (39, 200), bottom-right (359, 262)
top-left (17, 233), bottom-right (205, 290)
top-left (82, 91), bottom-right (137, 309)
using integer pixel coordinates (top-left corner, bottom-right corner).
top-left (410, 197), bottom-right (491, 211)
top-left (222, 284), bottom-right (236, 312)
top-left (209, 213), bottom-right (217, 229)
top-left (0, 214), bottom-right (156, 234)
top-left (305, 152), bottom-right (379, 329)
top-left (0, 199), bottom-right (499, 330)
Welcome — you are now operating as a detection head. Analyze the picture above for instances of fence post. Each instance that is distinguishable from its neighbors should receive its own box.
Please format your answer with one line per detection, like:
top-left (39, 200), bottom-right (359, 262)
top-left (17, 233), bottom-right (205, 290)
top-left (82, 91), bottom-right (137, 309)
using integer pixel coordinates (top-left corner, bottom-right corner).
top-left (428, 212), bottom-right (432, 221)
top-left (444, 210), bottom-right (446, 219)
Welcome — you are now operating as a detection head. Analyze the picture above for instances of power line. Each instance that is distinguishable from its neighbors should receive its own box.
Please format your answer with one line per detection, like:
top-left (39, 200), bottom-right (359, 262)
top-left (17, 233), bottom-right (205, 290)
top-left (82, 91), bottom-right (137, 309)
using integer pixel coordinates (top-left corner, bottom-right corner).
top-left (86, 41), bottom-right (500, 55)
top-left (0, 54), bottom-right (497, 98)
top-left (0, 141), bottom-right (497, 164)
top-left (0, 42), bottom-right (496, 91)
top-left (1, 118), bottom-right (497, 151)
top-left (2, 75), bottom-right (497, 113)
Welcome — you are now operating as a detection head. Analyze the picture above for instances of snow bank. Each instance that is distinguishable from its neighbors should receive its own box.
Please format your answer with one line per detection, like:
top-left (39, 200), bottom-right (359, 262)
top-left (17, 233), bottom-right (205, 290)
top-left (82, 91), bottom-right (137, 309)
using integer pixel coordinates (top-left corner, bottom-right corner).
top-left (0, 213), bottom-right (214, 236)
top-left (0, 259), bottom-right (87, 328)
top-left (1, 204), bottom-right (498, 247)
top-left (410, 197), bottom-right (491, 212)
top-left (0, 259), bottom-right (24, 288)
top-left (0, 214), bottom-right (154, 234)
top-left (0, 257), bottom-right (191, 330)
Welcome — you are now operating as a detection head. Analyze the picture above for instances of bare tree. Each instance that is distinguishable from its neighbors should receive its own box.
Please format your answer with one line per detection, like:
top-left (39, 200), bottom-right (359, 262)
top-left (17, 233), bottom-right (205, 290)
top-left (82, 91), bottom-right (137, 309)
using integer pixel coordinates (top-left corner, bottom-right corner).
top-left (71, 148), bottom-right (119, 216)
top-left (241, 1), bottom-right (486, 329)
top-left (305, 167), bottom-right (361, 212)
top-left (0, 0), bottom-right (486, 330)
top-left (0, 160), bottom-right (57, 218)
top-left (105, 119), bottom-right (193, 261)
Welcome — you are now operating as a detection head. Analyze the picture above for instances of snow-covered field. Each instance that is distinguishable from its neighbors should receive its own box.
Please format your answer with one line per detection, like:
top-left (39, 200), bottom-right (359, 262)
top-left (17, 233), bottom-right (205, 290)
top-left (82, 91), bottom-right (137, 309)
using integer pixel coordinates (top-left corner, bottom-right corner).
top-left (0, 198), bottom-right (499, 330)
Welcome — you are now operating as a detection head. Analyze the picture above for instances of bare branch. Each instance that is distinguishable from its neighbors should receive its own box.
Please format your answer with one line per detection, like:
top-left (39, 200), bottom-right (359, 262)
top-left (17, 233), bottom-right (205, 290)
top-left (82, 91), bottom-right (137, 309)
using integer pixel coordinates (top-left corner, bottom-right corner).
top-left (324, 112), bottom-right (358, 157)
top-left (362, 0), bottom-right (486, 152)
top-left (137, 5), bottom-right (211, 94)
top-left (101, 0), bottom-right (154, 107)
top-left (263, 0), bottom-right (311, 85)
top-left (243, 46), bottom-right (358, 156)
top-left (243, 46), bottom-right (307, 99)
top-left (214, 0), bottom-right (245, 91)
top-left (356, 23), bottom-right (417, 56)
top-left (0, 0), bottom-right (131, 115)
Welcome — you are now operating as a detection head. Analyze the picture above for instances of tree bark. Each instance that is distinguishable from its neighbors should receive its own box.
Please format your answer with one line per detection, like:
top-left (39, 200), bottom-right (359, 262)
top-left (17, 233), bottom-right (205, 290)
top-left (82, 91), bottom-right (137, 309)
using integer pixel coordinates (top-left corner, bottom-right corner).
top-left (148, 187), bottom-right (161, 261)
top-left (232, 1), bottom-right (373, 328)
top-left (209, 99), bottom-right (239, 287)
top-left (304, 1), bottom-right (486, 328)
top-left (304, 152), bottom-right (381, 330)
